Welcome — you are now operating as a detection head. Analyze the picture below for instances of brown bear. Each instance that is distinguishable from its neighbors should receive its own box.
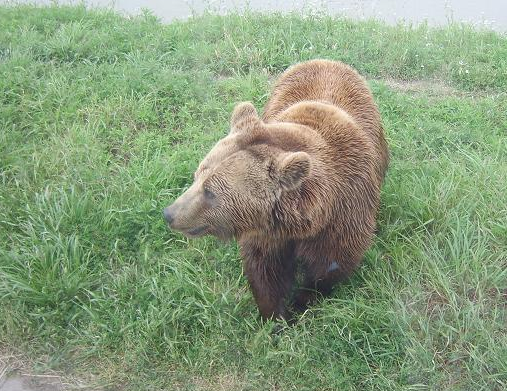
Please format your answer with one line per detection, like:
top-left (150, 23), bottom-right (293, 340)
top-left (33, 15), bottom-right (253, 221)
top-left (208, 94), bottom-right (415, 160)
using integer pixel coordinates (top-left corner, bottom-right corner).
top-left (164, 59), bottom-right (389, 320)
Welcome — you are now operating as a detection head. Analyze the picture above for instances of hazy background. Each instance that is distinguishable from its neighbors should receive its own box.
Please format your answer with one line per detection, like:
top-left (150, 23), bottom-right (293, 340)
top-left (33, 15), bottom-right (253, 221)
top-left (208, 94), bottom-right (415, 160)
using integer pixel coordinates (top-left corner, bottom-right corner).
top-left (2, 0), bottom-right (506, 31)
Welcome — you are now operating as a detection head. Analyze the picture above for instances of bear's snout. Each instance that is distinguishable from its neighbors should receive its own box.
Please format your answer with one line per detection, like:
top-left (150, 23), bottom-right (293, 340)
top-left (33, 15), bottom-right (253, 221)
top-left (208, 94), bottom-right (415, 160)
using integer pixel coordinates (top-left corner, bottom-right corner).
top-left (163, 207), bottom-right (174, 225)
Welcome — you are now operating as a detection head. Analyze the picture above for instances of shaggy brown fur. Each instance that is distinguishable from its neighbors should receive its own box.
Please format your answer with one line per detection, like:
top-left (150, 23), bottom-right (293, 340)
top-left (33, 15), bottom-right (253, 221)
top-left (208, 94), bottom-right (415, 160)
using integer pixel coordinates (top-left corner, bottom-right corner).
top-left (164, 59), bottom-right (389, 320)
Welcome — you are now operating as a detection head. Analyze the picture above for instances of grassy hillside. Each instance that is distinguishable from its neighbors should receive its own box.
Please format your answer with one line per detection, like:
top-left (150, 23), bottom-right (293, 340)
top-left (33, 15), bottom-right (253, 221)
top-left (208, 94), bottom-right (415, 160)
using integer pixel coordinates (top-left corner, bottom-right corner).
top-left (0, 4), bottom-right (506, 390)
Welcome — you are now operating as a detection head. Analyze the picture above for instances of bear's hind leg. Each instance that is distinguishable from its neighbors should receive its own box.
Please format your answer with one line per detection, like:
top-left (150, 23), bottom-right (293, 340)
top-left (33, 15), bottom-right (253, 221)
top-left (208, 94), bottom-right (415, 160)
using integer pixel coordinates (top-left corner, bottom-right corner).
top-left (293, 260), bottom-right (354, 313)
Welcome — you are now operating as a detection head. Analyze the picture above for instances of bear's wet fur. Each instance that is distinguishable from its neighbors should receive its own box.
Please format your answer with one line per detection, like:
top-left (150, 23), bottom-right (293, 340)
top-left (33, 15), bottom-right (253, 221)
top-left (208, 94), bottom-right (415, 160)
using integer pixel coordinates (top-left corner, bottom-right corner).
top-left (165, 60), bottom-right (389, 320)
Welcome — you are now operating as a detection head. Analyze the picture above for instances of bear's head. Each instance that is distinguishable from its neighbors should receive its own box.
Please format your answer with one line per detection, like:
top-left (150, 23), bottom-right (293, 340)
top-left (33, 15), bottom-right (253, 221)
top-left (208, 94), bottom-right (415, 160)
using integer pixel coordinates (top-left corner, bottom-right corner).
top-left (163, 102), bottom-right (313, 240)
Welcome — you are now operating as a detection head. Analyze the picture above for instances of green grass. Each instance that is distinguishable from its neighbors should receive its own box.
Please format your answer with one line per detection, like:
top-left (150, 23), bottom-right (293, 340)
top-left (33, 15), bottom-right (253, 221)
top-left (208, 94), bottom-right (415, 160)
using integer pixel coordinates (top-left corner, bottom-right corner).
top-left (1, 3), bottom-right (506, 390)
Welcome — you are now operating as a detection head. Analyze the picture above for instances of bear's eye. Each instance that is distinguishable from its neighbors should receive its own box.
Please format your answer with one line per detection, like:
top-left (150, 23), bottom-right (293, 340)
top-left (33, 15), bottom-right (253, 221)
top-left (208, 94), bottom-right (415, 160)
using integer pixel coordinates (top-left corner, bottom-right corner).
top-left (204, 188), bottom-right (215, 200)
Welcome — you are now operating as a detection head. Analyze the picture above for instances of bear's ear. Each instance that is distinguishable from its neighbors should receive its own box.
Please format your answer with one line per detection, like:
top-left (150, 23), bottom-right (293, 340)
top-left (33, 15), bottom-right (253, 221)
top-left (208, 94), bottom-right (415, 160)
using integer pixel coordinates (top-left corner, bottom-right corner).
top-left (276, 152), bottom-right (311, 191)
top-left (230, 102), bottom-right (260, 133)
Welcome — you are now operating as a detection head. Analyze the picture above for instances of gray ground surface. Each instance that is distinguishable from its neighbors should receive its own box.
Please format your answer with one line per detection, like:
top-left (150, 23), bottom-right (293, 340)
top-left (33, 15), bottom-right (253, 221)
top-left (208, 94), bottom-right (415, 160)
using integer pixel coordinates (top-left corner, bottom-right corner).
top-left (0, 360), bottom-right (66, 391)
top-left (1, 376), bottom-right (37, 391)
top-left (2, 0), bottom-right (506, 31)
top-left (0, 374), bottom-right (62, 391)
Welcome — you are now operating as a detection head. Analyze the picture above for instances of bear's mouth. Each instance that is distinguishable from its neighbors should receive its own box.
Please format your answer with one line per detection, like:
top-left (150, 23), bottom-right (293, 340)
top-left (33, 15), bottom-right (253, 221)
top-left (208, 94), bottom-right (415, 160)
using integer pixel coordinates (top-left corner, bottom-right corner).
top-left (183, 225), bottom-right (208, 237)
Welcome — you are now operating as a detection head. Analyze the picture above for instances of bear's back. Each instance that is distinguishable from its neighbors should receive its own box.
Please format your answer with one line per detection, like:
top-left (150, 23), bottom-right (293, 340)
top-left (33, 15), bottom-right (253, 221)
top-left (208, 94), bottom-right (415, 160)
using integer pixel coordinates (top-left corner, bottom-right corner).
top-left (263, 59), bottom-right (388, 180)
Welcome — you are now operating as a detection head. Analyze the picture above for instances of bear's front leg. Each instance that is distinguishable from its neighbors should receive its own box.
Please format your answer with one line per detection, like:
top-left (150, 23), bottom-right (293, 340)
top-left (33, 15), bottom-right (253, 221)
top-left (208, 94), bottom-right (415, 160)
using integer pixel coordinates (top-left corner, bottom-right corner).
top-left (240, 239), bottom-right (296, 320)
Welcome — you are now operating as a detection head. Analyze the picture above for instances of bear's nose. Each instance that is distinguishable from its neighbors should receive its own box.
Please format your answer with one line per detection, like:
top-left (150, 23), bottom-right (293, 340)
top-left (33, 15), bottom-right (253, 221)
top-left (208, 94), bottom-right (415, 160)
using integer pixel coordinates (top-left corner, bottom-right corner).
top-left (163, 208), bottom-right (174, 225)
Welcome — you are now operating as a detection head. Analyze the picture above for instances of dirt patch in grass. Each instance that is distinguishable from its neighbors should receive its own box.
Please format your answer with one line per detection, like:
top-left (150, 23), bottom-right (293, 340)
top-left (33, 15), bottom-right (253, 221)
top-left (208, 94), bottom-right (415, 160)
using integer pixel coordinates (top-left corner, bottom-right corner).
top-left (381, 78), bottom-right (506, 98)
top-left (191, 373), bottom-right (247, 391)
top-left (382, 78), bottom-right (460, 96)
